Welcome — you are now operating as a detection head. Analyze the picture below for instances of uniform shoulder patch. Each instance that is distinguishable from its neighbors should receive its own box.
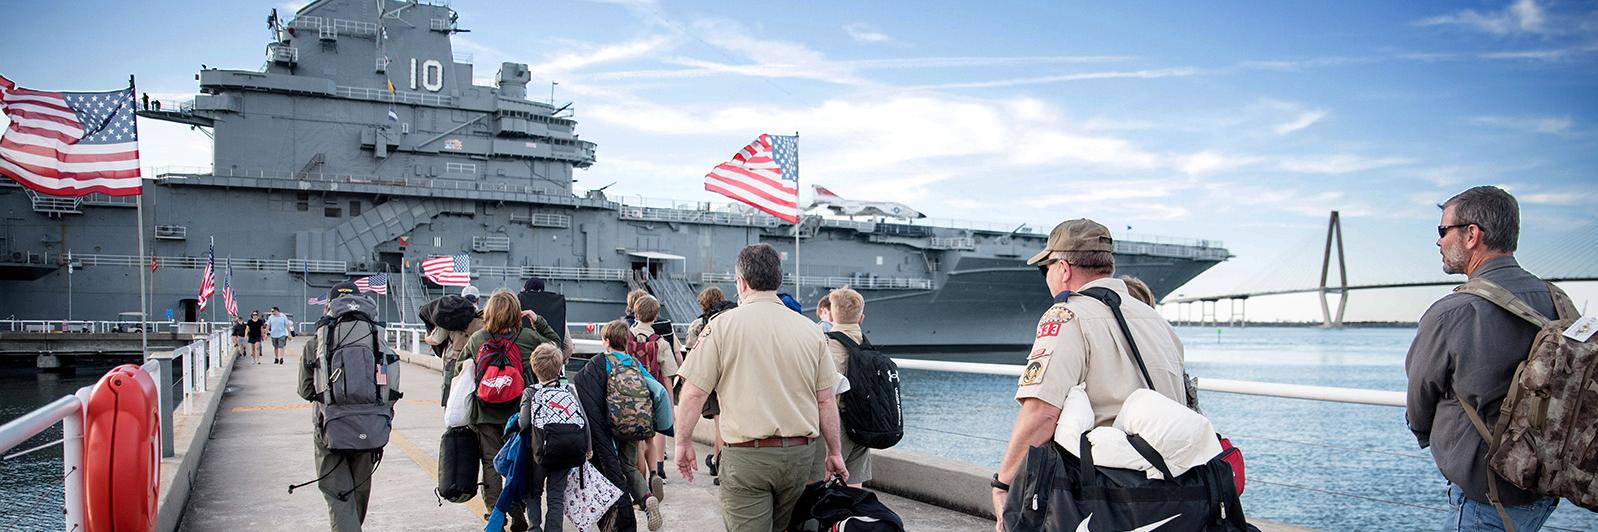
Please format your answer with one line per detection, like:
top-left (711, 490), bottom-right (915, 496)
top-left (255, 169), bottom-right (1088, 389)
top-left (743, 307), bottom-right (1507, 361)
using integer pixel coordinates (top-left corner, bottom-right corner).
top-left (1035, 307), bottom-right (1074, 338)
top-left (1020, 358), bottom-right (1047, 386)
top-left (1043, 305), bottom-right (1076, 323)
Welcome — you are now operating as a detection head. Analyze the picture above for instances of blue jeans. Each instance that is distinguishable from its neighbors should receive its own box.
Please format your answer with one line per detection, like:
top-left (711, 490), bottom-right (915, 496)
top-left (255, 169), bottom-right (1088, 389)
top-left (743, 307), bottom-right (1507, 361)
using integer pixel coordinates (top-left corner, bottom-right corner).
top-left (527, 464), bottom-right (570, 532)
top-left (1447, 484), bottom-right (1557, 531)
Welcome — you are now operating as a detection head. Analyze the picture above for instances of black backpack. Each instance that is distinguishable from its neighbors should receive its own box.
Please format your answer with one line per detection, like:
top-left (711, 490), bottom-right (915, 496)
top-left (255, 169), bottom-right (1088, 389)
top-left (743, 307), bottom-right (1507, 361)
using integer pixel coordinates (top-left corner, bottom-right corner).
top-left (436, 426), bottom-right (480, 503)
top-left (421, 294), bottom-right (477, 332)
top-left (826, 331), bottom-right (903, 449)
top-left (525, 384), bottom-right (589, 470)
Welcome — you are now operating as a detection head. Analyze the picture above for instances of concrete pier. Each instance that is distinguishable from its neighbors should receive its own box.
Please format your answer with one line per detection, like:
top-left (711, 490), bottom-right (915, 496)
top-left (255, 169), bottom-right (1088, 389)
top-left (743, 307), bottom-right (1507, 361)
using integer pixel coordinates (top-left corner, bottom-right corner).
top-left (179, 338), bottom-right (991, 530)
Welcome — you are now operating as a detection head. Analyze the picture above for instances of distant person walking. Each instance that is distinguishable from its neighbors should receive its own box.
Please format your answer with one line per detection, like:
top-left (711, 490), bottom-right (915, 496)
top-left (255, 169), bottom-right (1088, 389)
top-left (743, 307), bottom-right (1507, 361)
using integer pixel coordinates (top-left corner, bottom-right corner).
top-left (231, 316), bottom-right (246, 357)
top-left (267, 306), bottom-right (294, 365)
top-left (815, 293), bottom-right (833, 333)
top-left (245, 310), bottom-right (266, 364)
top-left (461, 290), bottom-right (559, 532)
top-left (674, 243), bottom-right (847, 532)
top-left (519, 276), bottom-right (568, 343)
top-left (990, 219), bottom-right (1188, 528)
top-left (1406, 186), bottom-right (1560, 531)
top-left (423, 294), bottom-right (483, 406)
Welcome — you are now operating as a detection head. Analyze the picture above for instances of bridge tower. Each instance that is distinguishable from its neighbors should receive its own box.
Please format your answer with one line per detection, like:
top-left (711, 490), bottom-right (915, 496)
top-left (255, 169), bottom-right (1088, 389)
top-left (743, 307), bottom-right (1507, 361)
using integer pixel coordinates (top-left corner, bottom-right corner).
top-left (1319, 211), bottom-right (1349, 327)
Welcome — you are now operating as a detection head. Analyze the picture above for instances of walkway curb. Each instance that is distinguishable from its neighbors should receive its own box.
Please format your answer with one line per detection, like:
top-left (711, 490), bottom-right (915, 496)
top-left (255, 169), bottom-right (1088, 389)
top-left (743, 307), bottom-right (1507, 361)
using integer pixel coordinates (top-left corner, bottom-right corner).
top-left (154, 347), bottom-right (237, 532)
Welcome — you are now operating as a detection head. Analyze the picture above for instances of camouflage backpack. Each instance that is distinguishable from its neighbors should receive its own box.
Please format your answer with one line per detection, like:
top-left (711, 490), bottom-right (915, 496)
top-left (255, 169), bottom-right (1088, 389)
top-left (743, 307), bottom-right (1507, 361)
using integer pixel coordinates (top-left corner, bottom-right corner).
top-left (604, 352), bottom-right (655, 441)
top-left (1453, 278), bottom-right (1597, 517)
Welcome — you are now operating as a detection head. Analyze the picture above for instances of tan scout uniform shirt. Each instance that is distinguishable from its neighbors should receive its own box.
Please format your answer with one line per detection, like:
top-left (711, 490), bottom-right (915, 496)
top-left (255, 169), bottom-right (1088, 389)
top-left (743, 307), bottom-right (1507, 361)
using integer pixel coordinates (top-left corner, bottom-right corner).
top-left (826, 322), bottom-right (863, 375)
top-left (679, 291), bottom-right (838, 444)
top-left (1015, 278), bottom-right (1186, 427)
top-left (629, 321), bottom-right (680, 378)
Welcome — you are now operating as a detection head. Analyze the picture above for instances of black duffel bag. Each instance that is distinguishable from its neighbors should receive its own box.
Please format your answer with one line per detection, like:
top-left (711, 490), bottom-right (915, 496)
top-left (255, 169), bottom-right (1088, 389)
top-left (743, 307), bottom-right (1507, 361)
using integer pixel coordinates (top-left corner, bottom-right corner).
top-left (1003, 433), bottom-right (1257, 532)
top-left (436, 426), bottom-right (480, 503)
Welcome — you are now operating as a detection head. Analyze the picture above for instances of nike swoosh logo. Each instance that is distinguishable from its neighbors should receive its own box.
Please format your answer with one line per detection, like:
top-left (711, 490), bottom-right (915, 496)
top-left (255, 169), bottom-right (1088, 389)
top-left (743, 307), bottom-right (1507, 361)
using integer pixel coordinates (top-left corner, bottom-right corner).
top-left (1074, 513), bottom-right (1183, 532)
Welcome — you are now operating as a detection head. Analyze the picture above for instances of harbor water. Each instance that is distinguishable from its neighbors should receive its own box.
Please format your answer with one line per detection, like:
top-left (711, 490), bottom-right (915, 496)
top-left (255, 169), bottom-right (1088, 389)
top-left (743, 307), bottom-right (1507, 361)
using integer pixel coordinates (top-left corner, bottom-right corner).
top-left (899, 326), bottom-right (1598, 531)
top-left (5, 328), bottom-right (1597, 531)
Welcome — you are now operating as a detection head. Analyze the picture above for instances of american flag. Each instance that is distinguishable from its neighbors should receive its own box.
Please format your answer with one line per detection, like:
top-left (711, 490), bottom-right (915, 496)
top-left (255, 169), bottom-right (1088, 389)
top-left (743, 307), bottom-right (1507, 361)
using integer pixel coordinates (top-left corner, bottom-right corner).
top-left (0, 75), bottom-right (141, 196)
top-left (704, 134), bottom-right (800, 223)
top-left (222, 258), bottom-right (238, 317)
top-left (355, 273), bottom-right (389, 295)
top-left (308, 296), bottom-right (328, 306)
top-left (422, 254), bottom-right (470, 287)
top-left (197, 238), bottom-right (216, 311)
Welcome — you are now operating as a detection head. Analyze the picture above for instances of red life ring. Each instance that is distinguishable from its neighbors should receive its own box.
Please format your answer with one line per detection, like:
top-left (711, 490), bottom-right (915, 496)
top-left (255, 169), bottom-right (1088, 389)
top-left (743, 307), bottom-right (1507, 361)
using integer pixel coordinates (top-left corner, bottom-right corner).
top-left (586, 322), bottom-right (596, 333)
top-left (83, 364), bottom-right (160, 532)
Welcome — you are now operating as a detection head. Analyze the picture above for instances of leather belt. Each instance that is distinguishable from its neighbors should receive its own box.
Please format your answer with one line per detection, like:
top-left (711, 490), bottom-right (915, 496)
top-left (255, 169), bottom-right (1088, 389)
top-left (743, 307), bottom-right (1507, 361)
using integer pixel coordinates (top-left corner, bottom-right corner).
top-left (726, 436), bottom-right (814, 448)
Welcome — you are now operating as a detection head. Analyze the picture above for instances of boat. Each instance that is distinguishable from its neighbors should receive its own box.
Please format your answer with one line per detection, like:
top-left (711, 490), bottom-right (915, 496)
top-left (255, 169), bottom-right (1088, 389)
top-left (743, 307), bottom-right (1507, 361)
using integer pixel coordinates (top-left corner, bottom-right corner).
top-left (0, 0), bottom-right (1229, 350)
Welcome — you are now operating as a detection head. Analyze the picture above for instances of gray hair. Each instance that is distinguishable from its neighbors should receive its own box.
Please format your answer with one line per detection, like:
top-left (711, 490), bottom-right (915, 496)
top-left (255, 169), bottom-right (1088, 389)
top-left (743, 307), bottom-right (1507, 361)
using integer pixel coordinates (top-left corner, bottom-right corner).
top-left (1440, 186), bottom-right (1519, 253)
top-left (735, 244), bottom-right (783, 291)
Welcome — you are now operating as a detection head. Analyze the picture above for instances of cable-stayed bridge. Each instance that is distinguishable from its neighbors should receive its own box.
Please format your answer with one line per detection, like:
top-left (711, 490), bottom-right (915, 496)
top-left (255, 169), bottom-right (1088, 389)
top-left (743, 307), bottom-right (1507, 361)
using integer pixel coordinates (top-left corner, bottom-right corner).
top-left (1162, 212), bottom-right (1598, 326)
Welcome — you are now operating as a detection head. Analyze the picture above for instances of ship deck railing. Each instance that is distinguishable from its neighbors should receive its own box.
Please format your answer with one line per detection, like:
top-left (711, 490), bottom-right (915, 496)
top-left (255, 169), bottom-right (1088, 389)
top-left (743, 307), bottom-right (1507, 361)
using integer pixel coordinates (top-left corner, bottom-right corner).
top-left (0, 319), bottom-right (199, 335)
top-left (699, 272), bottom-right (935, 290)
top-left (149, 166), bottom-right (589, 203)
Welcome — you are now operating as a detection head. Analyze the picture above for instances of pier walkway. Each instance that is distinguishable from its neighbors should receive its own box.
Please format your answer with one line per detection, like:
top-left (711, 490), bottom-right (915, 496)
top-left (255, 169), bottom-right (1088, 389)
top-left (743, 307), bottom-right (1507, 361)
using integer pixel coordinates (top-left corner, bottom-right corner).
top-left (180, 337), bottom-right (990, 530)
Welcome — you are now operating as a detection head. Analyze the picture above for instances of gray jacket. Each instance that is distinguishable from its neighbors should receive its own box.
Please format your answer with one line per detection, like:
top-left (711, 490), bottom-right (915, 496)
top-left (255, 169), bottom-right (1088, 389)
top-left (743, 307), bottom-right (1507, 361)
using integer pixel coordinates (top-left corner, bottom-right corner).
top-left (1405, 256), bottom-right (1554, 506)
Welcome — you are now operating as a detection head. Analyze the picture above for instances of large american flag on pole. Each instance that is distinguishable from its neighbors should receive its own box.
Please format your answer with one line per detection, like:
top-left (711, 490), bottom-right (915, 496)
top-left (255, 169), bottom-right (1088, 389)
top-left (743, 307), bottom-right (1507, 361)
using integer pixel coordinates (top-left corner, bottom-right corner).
top-left (704, 134), bottom-right (800, 223)
top-left (355, 273), bottom-right (389, 295)
top-left (197, 238), bottom-right (216, 311)
top-left (422, 254), bottom-right (470, 287)
top-left (0, 75), bottom-right (142, 196)
top-left (222, 258), bottom-right (238, 318)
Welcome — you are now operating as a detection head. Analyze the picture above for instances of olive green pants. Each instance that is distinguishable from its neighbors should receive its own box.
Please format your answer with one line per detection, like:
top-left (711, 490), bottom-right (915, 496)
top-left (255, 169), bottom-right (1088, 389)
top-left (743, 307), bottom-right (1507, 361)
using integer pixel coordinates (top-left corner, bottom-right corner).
top-left (312, 441), bottom-right (378, 532)
top-left (719, 441), bottom-right (818, 532)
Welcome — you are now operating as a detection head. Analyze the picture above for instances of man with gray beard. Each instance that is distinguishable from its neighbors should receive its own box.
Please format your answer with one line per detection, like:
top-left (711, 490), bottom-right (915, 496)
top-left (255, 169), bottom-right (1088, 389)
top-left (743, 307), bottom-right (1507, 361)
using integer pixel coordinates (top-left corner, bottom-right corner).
top-left (1405, 186), bottom-right (1560, 531)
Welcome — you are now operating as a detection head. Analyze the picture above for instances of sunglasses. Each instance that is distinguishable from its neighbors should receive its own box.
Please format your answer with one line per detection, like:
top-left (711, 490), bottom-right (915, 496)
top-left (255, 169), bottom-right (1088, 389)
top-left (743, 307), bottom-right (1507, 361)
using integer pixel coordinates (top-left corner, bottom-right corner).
top-left (1437, 223), bottom-right (1472, 239)
top-left (1037, 258), bottom-right (1062, 278)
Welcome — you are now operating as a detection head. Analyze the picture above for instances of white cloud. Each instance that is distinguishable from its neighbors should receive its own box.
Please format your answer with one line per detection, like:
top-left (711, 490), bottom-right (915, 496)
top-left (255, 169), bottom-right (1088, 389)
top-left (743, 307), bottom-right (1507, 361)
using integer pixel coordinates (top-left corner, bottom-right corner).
top-left (1417, 0), bottom-right (1546, 35)
top-left (1274, 109), bottom-right (1329, 135)
top-left (1178, 151), bottom-right (1262, 175)
top-left (901, 67), bottom-right (1205, 91)
top-left (1470, 115), bottom-right (1574, 134)
top-left (1479, 42), bottom-right (1598, 60)
top-left (530, 35), bottom-right (676, 76)
top-left (1277, 154), bottom-right (1414, 174)
top-left (843, 23), bottom-right (895, 45)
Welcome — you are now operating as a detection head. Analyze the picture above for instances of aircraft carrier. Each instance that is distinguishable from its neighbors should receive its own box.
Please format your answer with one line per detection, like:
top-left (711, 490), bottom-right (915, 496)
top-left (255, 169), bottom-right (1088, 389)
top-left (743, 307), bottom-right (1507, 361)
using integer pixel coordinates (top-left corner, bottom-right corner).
top-left (0, 0), bottom-right (1229, 350)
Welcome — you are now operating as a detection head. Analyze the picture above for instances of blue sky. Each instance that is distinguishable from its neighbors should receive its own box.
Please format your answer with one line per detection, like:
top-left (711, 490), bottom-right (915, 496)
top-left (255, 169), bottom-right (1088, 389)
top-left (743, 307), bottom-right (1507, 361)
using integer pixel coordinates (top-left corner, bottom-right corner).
top-left (3, 0), bottom-right (1595, 320)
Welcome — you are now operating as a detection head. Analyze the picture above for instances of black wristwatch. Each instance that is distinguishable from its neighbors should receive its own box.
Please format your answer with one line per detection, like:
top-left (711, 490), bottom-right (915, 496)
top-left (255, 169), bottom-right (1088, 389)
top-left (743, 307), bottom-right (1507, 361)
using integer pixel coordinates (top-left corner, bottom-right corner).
top-left (991, 473), bottom-right (1010, 491)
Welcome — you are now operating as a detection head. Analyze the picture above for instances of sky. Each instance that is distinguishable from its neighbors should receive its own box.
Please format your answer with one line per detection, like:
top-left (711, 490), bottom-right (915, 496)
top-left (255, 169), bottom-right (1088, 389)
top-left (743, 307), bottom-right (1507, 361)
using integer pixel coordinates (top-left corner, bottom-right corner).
top-left (2, 0), bottom-right (1595, 321)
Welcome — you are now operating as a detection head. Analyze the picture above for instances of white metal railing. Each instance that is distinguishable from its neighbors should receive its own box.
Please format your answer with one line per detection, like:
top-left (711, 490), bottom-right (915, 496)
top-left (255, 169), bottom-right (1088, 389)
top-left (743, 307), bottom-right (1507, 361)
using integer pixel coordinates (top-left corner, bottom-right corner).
top-left (289, 15), bottom-right (379, 37)
top-left (471, 235), bottom-right (511, 252)
top-left (929, 237), bottom-right (976, 250)
top-left (890, 358), bottom-right (1405, 407)
top-left (0, 319), bottom-right (186, 334)
top-left (510, 213), bottom-right (572, 228)
top-left (336, 85), bottom-right (454, 107)
top-left (32, 253), bottom-right (348, 273)
top-left (698, 272), bottom-right (935, 291)
top-left (80, 193), bottom-right (138, 207)
top-left (151, 166), bottom-right (578, 202)
top-left (155, 224), bottom-right (188, 240)
top-left (475, 265), bottom-right (627, 281)
top-left (267, 43), bottom-right (298, 64)
top-left (0, 329), bottom-right (228, 531)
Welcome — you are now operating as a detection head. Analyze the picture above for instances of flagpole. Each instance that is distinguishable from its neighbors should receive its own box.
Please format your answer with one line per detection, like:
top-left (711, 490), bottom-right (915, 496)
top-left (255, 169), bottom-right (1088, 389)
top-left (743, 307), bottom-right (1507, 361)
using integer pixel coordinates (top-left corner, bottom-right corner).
top-left (66, 250), bottom-right (73, 325)
top-left (793, 131), bottom-right (801, 300)
top-left (302, 260), bottom-right (308, 324)
top-left (132, 74), bottom-right (149, 359)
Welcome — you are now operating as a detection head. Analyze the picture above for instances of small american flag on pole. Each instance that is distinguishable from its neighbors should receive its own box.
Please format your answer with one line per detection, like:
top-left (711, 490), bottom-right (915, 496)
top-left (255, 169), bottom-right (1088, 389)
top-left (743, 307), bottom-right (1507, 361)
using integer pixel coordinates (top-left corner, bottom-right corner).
top-left (0, 75), bottom-right (142, 196)
top-left (197, 238), bottom-right (216, 311)
top-left (422, 254), bottom-right (470, 287)
top-left (704, 134), bottom-right (800, 223)
top-left (354, 273), bottom-right (389, 295)
top-left (222, 258), bottom-right (238, 317)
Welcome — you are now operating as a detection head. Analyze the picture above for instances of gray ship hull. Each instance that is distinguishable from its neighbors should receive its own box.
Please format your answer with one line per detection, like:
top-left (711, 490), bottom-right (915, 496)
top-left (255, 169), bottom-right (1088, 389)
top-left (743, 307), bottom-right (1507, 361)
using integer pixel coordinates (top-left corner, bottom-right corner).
top-left (0, 0), bottom-right (1228, 349)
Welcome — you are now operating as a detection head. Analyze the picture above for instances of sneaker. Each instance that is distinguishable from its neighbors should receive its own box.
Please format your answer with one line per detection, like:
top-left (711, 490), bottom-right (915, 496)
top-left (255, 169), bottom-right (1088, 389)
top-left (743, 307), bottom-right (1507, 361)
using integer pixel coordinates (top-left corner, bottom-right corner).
top-left (705, 454), bottom-right (719, 477)
top-left (643, 495), bottom-right (662, 531)
top-left (650, 472), bottom-right (665, 502)
top-left (656, 461), bottom-right (667, 481)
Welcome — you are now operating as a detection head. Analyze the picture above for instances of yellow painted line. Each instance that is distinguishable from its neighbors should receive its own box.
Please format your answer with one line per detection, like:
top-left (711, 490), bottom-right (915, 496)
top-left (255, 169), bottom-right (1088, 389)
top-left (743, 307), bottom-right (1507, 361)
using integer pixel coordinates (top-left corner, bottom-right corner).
top-left (388, 429), bottom-right (488, 518)
top-left (229, 399), bottom-right (434, 413)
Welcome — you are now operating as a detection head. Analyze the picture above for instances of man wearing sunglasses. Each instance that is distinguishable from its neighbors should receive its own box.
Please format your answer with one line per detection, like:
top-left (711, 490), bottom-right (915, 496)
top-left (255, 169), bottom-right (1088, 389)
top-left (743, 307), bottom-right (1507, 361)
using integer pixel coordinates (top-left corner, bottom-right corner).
top-left (990, 218), bottom-right (1188, 529)
top-left (1406, 186), bottom-right (1561, 531)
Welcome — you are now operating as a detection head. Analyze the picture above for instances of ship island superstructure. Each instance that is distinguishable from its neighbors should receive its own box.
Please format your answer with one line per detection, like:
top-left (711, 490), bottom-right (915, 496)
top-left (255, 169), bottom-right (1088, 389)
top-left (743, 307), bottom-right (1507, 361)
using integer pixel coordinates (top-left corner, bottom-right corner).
top-left (0, 0), bottom-right (1230, 350)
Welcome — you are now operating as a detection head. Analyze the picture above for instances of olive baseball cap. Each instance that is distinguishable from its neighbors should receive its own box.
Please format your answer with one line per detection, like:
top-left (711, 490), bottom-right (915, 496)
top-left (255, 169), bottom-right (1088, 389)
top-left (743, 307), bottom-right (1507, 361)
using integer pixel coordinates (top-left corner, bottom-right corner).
top-left (1026, 218), bottom-right (1115, 265)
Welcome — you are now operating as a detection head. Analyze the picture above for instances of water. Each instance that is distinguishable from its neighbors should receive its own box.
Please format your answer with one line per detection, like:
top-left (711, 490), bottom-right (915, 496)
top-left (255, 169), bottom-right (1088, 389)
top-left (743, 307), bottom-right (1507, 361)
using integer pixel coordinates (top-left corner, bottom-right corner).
top-left (900, 326), bottom-right (1598, 531)
top-left (0, 366), bottom-right (112, 532)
